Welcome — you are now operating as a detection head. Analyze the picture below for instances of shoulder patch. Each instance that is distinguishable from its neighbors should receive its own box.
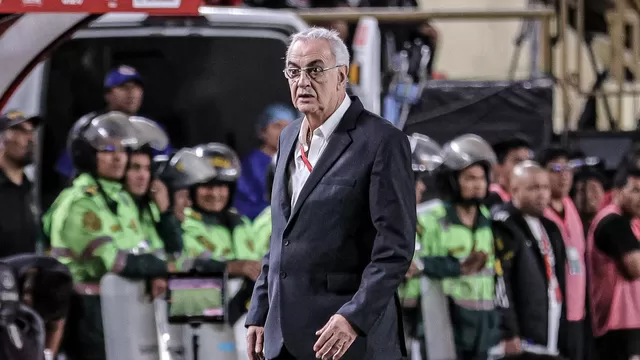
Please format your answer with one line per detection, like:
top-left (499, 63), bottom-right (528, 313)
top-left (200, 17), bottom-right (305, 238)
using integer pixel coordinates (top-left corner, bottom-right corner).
top-left (83, 185), bottom-right (98, 196)
top-left (190, 211), bottom-right (203, 221)
top-left (246, 239), bottom-right (255, 252)
top-left (416, 223), bottom-right (424, 237)
top-left (82, 211), bottom-right (102, 232)
top-left (196, 235), bottom-right (216, 252)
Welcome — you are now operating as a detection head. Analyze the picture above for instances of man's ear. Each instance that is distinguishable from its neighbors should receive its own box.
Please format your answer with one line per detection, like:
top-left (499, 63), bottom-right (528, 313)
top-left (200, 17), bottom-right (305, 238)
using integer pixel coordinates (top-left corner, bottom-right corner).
top-left (338, 68), bottom-right (348, 87)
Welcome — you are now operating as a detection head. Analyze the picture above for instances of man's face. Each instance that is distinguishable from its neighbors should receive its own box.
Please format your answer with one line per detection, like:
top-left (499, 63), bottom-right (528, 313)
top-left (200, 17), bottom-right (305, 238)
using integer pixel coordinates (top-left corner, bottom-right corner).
top-left (499, 147), bottom-right (531, 185)
top-left (513, 170), bottom-right (551, 216)
top-left (621, 176), bottom-right (640, 217)
top-left (458, 164), bottom-right (487, 201)
top-left (96, 148), bottom-right (128, 180)
top-left (4, 121), bottom-right (35, 166)
top-left (125, 153), bottom-right (151, 197)
top-left (546, 156), bottom-right (573, 198)
top-left (196, 184), bottom-right (229, 212)
top-left (574, 179), bottom-right (605, 215)
top-left (173, 189), bottom-right (191, 222)
top-left (262, 120), bottom-right (289, 150)
top-left (286, 39), bottom-right (347, 116)
top-left (105, 81), bottom-right (143, 115)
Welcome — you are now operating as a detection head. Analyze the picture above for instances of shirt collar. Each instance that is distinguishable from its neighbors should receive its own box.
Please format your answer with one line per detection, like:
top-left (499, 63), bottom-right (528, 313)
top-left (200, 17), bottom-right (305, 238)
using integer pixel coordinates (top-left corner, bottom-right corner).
top-left (0, 168), bottom-right (32, 189)
top-left (298, 95), bottom-right (351, 144)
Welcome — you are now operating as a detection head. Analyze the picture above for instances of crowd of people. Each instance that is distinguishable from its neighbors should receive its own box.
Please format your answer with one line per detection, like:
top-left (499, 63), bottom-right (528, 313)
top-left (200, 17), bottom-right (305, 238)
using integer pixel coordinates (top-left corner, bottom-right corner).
top-left (0, 24), bottom-right (637, 360)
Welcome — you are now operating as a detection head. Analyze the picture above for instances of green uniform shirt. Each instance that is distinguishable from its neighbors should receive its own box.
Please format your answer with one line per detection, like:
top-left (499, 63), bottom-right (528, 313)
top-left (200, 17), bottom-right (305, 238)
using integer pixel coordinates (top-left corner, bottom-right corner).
top-left (181, 207), bottom-right (256, 262)
top-left (416, 201), bottom-right (500, 355)
top-left (46, 173), bottom-right (166, 283)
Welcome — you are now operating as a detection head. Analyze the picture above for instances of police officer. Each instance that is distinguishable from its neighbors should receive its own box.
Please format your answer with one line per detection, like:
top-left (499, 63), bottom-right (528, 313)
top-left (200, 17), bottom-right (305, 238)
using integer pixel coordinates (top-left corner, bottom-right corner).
top-left (44, 111), bottom-right (168, 360)
top-left (124, 117), bottom-right (177, 262)
top-left (182, 143), bottom-right (261, 272)
top-left (416, 134), bottom-right (501, 360)
top-left (152, 148), bottom-right (220, 267)
top-left (401, 133), bottom-right (444, 359)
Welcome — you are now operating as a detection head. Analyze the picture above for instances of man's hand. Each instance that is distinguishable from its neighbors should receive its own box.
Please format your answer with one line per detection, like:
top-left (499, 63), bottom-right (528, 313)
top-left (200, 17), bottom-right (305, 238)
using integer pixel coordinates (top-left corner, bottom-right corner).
top-left (150, 180), bottom-right (170, 213)
top-left (151, 278), bottom-right (167, 298)
top-left (246, 325), bottom-right (265, 360)
top-left (460, 251), bottom-right (488, 275)
top-left (503, 337), bottom-right (522, 355)
top-left (227, 260), bottom-right (261, 281)
top-left (313, 314), bottom-right (357, 360)
top-left (405, 261), bottom-right (420, 279)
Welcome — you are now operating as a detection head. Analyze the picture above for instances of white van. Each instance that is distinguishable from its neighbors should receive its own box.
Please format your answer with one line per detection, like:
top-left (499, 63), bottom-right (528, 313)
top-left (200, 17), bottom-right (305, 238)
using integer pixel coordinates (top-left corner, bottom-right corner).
top-left (2, 8), bottom-right (307, 209)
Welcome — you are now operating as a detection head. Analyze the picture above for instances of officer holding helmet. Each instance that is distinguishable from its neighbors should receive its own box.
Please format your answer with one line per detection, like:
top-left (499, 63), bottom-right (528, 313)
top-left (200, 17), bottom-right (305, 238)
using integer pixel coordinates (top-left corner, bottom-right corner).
top-left (151, 147), bottom-right (225, 271)
top-left (416, 134), bottom-right (501, 360)
top-left (43, 111), bottom-right (168, 360)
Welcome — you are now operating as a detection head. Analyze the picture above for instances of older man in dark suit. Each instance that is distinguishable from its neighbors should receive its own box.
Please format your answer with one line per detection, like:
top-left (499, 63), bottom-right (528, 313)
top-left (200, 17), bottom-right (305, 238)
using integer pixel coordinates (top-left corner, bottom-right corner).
top-left (245, 27), bottom-right (416, 360)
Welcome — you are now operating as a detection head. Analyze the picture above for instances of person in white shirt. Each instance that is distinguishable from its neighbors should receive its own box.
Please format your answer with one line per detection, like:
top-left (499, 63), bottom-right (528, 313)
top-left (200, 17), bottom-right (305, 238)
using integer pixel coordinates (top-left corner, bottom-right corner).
top-left (491, 161), bottom-right (574, 359)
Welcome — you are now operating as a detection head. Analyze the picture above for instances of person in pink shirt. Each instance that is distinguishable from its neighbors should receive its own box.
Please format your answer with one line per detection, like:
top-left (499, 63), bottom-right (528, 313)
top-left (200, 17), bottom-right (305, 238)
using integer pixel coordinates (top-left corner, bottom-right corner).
top-left (537, 146), bottom-right (586, 360)
top-left (587, 165), bottom-right (640, 360)
top-left (486, 135), bottom-right (532, 212)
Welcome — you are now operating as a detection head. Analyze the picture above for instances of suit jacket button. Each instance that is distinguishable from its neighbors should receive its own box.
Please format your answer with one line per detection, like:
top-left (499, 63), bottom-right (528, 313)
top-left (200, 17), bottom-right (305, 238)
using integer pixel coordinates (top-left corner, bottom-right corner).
top-left (280, 271), bottom-right (287, 279)
top-left (284, 240), bottom-right (290, 246)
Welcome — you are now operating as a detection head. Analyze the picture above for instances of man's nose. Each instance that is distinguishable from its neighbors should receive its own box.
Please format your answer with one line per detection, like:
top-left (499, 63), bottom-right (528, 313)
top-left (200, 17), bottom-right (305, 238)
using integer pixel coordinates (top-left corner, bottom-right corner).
top-left (297, 72), bottom-right (311, 86)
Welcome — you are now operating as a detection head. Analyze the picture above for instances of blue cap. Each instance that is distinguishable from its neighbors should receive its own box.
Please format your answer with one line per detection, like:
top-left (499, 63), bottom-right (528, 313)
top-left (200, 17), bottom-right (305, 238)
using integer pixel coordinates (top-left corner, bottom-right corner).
top-left (104, 65), bottom-right (143, 89)
top-left (256, 104), bottom-right (297, 135)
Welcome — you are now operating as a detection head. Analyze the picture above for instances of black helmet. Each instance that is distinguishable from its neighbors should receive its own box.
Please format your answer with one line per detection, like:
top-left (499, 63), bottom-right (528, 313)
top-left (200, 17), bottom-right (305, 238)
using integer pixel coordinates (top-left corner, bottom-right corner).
top-left (436, 134), bottom-right (496, 203)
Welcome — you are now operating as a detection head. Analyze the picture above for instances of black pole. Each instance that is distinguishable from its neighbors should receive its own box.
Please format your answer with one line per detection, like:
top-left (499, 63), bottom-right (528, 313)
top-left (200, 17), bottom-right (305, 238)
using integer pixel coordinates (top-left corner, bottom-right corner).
top-left (191, 323), bottom-right (201, 360)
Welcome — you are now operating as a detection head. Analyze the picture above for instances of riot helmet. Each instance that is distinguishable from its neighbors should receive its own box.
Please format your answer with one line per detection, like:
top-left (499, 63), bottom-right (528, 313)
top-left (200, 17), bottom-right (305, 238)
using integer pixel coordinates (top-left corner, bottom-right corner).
top-left (193, 143), bottom-right (241, 183)
top-left (129, 116), bottom-right (169, 152)
top-left (69, 111), bottom-right (140, 174)
top-left (436, 134), bottom-right (497, 204)
top-left (408, 133), bottom-right (443, 173)
top-left (154, 148), bottom-right (217, 191)
top-left (191, 143), bottom-right (241, 213)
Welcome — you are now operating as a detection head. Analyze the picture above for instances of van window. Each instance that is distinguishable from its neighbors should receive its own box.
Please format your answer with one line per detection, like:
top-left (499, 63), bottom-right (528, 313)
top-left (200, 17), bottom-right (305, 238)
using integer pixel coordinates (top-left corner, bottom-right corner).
top-left (41, 35), bottom-right (292, 208)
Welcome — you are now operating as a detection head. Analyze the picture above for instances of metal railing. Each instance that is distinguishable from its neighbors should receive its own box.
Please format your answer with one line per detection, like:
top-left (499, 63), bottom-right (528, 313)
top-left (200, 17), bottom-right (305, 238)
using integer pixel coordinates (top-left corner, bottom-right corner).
top-left (296, 7), bottom-right (555, 75)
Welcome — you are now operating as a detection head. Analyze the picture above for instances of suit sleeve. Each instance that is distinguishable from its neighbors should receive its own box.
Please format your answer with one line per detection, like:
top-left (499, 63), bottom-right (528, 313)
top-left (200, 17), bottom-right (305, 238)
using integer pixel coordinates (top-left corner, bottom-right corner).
top-left (246, 132), bottom-right (284, 327)
top-left (62, 198), bottom-right (167, 279)
top-left (492, 220), bottom-right (520, 340)
top-left (337, 130), bottom-right (416, 335)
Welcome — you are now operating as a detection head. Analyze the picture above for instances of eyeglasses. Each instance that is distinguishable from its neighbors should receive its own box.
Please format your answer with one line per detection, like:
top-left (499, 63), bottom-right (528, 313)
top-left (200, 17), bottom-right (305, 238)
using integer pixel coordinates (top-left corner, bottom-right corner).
top-left (283, 65), bottom-right (342, 80)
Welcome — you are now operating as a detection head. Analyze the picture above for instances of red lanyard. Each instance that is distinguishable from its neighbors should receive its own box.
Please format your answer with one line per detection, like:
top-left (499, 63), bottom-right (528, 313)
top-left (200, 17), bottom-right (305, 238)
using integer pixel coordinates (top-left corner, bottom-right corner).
top-left (300, 144), bottom-right (313, 172)
top-left (540, 224), bottom-right (563, 302)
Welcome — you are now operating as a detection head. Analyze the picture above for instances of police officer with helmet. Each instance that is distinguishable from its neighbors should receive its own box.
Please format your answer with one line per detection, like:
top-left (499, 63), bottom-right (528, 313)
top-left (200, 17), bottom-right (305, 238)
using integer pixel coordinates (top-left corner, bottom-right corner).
top-left (415, 134), bottom-right (502, 360)
top-left (182, 143), bottom-right (261, 276)
top-left (401, 133), bottom-right (444, 360)
top-left (44, 111), bottom-right (169, 360)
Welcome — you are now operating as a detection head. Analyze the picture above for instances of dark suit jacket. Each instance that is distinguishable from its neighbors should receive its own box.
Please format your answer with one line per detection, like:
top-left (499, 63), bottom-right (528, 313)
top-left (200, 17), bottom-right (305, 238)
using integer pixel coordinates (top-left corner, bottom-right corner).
top-left (492, 203), bottom-right (573, 358)
top-left (245, 97), bottom-right (416, 360)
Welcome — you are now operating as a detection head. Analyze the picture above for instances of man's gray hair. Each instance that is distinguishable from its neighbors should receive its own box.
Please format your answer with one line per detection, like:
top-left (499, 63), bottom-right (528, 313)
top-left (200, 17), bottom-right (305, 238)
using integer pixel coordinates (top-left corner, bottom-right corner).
top-left (286, 27), bottom-right (350, 69)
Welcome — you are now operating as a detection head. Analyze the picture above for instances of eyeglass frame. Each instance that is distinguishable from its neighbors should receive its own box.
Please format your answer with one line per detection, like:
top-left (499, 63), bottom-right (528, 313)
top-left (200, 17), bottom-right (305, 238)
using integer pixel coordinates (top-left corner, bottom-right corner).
top-left (283, 64), bottom-right (345, 81)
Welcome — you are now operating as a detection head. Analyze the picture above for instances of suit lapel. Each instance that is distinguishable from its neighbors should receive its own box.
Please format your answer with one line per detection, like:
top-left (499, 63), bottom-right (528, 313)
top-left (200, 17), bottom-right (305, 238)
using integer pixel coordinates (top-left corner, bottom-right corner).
top-left (278, 120), bottom-right (301, 220)
top-left (287, 97), bottom-right (363, 226)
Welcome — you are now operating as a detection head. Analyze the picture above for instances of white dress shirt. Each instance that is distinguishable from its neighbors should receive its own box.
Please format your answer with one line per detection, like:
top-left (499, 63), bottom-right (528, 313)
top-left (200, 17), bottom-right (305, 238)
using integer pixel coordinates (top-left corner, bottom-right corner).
top-left (523, 215), bottom-right (561, 355)
top-left (289, 96), bottom-right (351, 207)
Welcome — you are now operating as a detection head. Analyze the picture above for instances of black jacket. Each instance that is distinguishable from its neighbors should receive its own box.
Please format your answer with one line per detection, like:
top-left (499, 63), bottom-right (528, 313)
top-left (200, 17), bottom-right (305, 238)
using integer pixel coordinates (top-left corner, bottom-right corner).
top-left (492, 203), bottom-right (571, 357)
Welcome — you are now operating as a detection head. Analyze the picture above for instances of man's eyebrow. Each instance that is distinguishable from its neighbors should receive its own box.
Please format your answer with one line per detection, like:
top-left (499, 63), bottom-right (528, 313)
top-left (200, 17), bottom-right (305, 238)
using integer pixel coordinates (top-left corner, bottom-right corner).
top-left (286, 59), bottom-right (325, 68)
